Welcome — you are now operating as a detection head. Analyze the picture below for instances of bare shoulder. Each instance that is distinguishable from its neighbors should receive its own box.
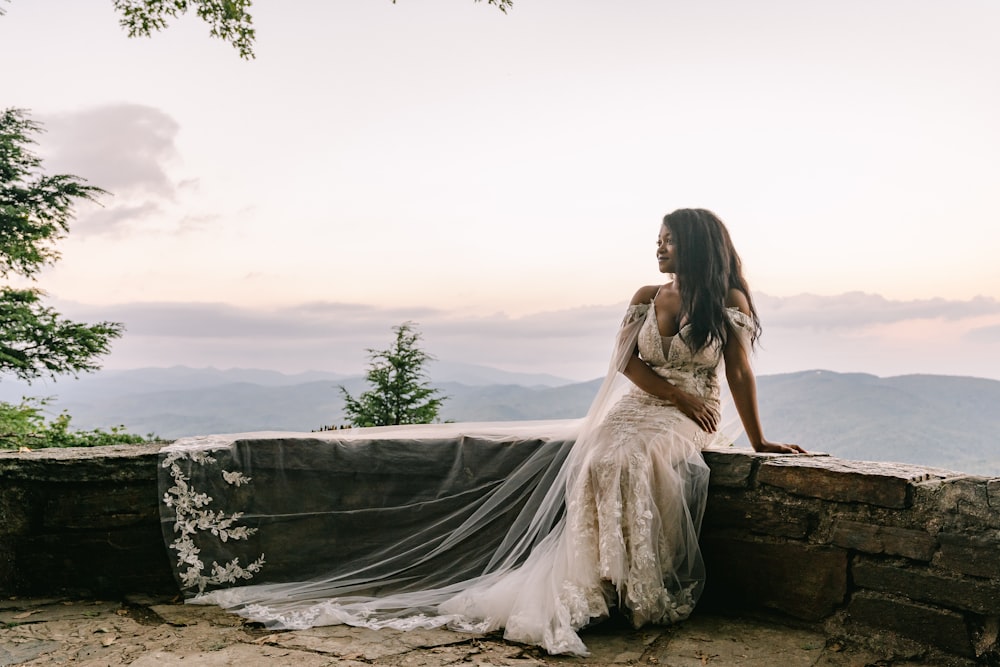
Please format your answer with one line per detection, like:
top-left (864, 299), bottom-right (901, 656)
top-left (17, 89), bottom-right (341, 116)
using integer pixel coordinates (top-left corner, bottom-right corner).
top-left (630, 284), bottom-right (661, 306)
top-left (725, 288), bottom-right (752, 315)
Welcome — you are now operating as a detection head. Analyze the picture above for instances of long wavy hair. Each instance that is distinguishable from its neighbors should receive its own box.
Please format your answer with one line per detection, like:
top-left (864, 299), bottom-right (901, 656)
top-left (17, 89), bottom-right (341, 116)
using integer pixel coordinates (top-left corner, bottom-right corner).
top-left (663, 208), bottom-right (761, 351)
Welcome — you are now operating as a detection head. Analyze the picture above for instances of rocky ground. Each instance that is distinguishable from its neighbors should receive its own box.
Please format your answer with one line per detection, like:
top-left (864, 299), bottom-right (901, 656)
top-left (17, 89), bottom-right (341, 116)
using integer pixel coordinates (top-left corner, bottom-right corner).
top-left (0, 595), bottom-right (940, 667)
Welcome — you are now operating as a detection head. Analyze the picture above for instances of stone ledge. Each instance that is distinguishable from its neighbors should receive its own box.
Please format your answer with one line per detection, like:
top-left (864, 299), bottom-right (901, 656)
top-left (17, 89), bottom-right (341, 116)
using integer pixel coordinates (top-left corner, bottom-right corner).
top-left (0, 443), bottom-right (162, 482)
top-left (757, 457), bottom-right (954, 508)
top-left (702, 448), bottom-right (757, 487)
top-left (914, 476), bottom-right (1000, 529)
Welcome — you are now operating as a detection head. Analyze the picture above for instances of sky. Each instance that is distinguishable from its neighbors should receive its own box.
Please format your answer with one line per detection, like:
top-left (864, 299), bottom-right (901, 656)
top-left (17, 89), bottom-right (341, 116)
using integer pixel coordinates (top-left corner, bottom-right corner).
top-left (2, 0), bottom-right (999, 383)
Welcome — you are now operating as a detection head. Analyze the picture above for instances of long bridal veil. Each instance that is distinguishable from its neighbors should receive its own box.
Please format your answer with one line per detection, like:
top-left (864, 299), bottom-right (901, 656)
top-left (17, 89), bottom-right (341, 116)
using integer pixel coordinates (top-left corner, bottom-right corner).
top-left (158, 307), bottom-right (738, 654)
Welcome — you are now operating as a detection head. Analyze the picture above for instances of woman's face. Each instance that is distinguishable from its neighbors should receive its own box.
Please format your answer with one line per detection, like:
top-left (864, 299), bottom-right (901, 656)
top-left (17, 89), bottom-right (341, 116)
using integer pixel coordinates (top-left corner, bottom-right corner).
top-left (656, 224), bottom-right (677, 274)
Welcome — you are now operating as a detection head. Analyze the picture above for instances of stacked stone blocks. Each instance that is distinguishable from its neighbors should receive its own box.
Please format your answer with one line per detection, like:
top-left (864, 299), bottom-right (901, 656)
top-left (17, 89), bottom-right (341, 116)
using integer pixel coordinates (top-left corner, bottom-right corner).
top-left (1, 442), bottom-right (997, 664)
top-left (701, 450), bottom-right (1000, 663)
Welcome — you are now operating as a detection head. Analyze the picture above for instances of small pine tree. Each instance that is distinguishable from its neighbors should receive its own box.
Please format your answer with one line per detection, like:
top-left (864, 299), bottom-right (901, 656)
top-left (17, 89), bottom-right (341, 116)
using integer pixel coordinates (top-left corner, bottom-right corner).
top-left (339, 322), bottom-right (446, 427)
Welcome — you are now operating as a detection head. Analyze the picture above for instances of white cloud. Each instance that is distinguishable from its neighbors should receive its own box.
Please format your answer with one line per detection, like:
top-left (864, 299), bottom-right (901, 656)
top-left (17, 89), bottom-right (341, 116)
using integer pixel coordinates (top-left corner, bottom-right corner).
top-left (756, 292), bottom-right (1000, 329)
top-left (50, 292), bottom-right (1000, 382)
top-left (69, 202), bottom-right (162, 237)
top-left (37, 104), bottom-right (199, 238)
top-left (52, 299), bottom-right (622, 380)
top-left (965, 324), bottom-right (1000, 344)
top-left (41, 104), bottom-right (181, 197)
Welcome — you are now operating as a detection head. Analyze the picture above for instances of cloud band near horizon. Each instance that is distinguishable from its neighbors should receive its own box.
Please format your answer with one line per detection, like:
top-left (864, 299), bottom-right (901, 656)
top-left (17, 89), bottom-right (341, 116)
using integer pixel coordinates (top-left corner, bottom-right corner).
top-left (43, 292), bottom-right (1000, 383)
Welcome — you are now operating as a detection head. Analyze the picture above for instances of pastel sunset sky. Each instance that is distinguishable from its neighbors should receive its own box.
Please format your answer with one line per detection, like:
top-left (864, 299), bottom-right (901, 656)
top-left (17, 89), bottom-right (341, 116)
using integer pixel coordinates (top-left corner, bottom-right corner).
top-left (2, 0), bottom-right (999, 383)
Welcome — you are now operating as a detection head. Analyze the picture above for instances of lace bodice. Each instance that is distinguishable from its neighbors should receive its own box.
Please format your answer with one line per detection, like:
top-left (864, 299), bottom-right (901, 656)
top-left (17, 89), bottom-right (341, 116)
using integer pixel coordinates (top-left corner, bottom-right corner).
top-left (626, 302), bottom-right (753, 408)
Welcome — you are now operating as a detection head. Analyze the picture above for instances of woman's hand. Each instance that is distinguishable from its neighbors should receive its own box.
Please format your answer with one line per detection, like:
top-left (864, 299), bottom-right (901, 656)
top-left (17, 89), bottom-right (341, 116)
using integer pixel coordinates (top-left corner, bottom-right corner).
top-left (673, 390), bottom-right (720, 433)
top-left (754, 439), bottom-right (806, 454)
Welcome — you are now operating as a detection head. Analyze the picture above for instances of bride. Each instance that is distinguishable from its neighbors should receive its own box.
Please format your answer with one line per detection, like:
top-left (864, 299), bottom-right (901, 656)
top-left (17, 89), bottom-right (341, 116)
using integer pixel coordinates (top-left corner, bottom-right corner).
top-left (160, 208), bottom-right (804, 656)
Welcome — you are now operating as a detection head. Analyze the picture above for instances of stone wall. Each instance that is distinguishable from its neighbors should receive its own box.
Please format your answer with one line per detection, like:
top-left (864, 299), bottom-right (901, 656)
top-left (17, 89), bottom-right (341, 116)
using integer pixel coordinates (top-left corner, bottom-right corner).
top-left (699, 450), bottom-right (1000, 664)
top-left (1, 443), bottom-right (997, 664)
top-left (0, 444), bottom-right (174, 597)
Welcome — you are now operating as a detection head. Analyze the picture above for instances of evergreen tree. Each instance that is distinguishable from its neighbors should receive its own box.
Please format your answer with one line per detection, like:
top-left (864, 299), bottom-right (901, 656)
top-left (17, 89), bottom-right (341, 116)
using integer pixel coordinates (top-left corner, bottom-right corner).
top-left (1, 107), bottom-right (123, 383)
top-left (340, 322), bottom-right (445, 427)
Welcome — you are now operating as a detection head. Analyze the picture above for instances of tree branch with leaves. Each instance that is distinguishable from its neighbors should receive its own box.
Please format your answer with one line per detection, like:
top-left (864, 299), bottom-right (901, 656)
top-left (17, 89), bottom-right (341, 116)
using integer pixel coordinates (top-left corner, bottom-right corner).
top-left (112, 0), bottom-right (257, 59)
top-left (0, 0), bottom-right (514, 60)
top-left (1, 107), bottom-right (123, 383)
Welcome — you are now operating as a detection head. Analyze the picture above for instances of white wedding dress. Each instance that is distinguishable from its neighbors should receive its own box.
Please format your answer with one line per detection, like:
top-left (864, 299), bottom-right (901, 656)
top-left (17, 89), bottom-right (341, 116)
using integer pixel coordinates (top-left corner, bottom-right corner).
top-left (158, 302), bottom-right (751, 656)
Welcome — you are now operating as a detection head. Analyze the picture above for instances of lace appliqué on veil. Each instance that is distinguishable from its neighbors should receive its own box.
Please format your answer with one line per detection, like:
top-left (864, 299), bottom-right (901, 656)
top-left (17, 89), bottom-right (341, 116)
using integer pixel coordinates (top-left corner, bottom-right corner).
top-left (161, 448), bottom-right (265, 593)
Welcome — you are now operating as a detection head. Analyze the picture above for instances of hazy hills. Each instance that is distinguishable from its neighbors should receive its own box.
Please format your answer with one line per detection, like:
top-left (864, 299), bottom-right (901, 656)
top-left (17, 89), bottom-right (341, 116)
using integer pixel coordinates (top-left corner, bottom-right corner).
top-left (1, 365), bottom-right (997, 477)
top-left (750, 371), bottom-right (1000, 475)
top-left (0, 362), bottom-right (590, 438)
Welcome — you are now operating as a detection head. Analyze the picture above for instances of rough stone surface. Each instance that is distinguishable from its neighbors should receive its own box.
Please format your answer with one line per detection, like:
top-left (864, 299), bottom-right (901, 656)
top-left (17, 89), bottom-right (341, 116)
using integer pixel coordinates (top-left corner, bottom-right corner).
top-left (988, 479), bottom-right (1000, 509)
top-left (974, 616), bottom-right (1000, 661)
top-left (2, 441), bottom-right (997, 664)
top-left (0, 596), bottom-right (944, 667)
top-left (701, 536), bottom-right (847, 620)
top-left (0, 444), bottom-right (161, 482)
top-left (13, 529), bottom-right (177, 597)
top-left (37, 484), bottom-right (155, 531)
top-left (945, 476), bottom-right (991, 511)
top-left (846, 591), bottom-right (974, 659)
top-left (703, 494), bottom-right (814, 539)
top-left (702, 448), bottom-right (757, 487)
top-left (0, 546), bottom-right (14, 595)
top-left (852, 557), bottom-right (1000, 615)
top-left (830, 519), bottom-right (937, 561)
top-left (924, 476), bottom-right (1000, 527)
top-left (936, 531), bottom-right (1000, 579)
top-left (0, 486), bottom-right (31, 534)
top-left (757, 458), bottom-right (950, 508)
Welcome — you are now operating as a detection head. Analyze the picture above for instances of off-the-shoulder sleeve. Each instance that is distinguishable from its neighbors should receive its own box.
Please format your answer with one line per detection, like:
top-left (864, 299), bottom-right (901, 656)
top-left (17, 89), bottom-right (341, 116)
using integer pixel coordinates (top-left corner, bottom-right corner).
top-left (622, 303), bottom-right (650, 327)
top-left (606, 303), bottom-right (649, 375)
top-left (725, 307), bottom-right (754, 352)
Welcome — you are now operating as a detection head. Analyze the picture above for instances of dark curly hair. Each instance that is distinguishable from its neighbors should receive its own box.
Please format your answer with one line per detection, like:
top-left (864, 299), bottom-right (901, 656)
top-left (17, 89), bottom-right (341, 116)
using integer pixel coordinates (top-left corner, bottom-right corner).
top-left (662, 208), bottom-right (761, 352)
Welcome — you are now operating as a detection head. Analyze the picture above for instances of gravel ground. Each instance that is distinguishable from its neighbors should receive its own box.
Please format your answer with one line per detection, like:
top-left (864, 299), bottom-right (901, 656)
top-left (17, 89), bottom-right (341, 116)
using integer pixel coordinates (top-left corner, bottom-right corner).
top-left (0, 595), bottom-right (940, 666)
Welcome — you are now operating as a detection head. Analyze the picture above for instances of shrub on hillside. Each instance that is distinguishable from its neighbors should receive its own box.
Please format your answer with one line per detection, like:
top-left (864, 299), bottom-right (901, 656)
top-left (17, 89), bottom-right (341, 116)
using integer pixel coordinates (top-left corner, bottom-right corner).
top-left (0, 397), bottom-right (155, 449)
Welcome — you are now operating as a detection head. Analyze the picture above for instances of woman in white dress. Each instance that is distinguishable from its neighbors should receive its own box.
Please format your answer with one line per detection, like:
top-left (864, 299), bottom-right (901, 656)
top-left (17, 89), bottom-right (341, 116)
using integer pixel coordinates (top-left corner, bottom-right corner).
top-left (437, 208), bottom-right (805, 653)
top-left (163, 208), bottom-right (803, 657)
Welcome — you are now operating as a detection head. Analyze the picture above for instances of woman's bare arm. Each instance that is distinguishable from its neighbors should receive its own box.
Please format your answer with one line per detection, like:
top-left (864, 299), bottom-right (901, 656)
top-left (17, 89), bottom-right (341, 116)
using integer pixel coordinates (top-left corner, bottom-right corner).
top-left (723, 289), bottom-right (805, 453)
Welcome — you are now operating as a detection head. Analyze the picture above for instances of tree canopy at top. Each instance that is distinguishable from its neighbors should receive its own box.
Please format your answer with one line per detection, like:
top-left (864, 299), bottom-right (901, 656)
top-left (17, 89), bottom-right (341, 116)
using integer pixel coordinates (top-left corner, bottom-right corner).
top-left (1, 0), bottom-right (514, 60)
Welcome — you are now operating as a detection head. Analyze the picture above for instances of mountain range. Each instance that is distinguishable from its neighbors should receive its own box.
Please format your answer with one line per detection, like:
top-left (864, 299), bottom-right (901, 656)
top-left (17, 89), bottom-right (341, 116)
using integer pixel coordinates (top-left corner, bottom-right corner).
top-left (1, 364), bottom-right (997, 477)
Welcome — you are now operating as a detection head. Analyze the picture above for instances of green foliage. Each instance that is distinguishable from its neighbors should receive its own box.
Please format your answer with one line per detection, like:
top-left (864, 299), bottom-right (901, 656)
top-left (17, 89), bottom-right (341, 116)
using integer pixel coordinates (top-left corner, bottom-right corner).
top-left (340, 322), bottom-right (446, 427)
top-left (1, 108), bottom-right (124, 383)
top-left (480, 0), bottom-right (513, 11)
top-left (0, 287), bottom-right (123, 381)
top-left (108, 0), bottom-right (512, 60)
top-left (0, 108), bottom-right (107, 279)
top-left (112, 0), bottom-right (256, 59)
top-left (0, 397), bottom-right (153, 449)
